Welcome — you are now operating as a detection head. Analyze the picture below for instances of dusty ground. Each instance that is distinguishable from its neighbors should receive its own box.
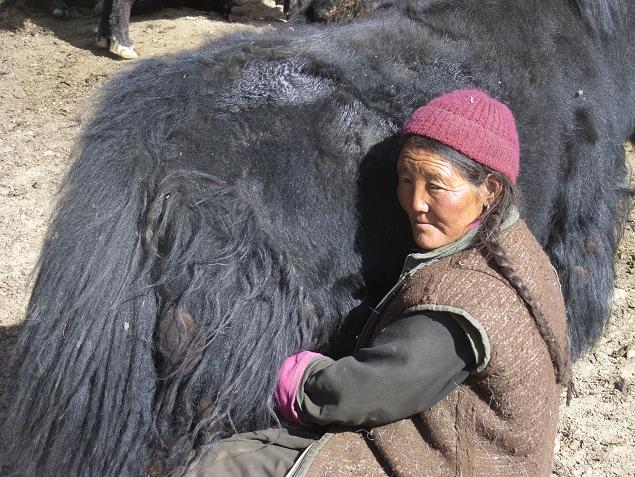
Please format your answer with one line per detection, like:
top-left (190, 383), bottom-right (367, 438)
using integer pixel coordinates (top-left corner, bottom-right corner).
top-left (0, 2), bottom-right (633, 475)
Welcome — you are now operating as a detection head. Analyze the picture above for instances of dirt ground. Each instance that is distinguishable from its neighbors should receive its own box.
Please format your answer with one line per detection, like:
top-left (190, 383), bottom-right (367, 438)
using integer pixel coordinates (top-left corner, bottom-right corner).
top-left (0, 2), bottom-right (633, 475)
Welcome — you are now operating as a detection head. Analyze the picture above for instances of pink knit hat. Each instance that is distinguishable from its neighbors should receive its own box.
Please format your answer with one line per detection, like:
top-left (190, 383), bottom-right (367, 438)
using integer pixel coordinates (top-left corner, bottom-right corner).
top-left (401, 89), bottom-right (520, 183)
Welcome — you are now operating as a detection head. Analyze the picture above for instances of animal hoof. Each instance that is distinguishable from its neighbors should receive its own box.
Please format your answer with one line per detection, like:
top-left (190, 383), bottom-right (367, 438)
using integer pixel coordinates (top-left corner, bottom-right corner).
top-left (109, 40), bottom-right (139, 60)
top-left (48, 0), bottom-right (69, 16)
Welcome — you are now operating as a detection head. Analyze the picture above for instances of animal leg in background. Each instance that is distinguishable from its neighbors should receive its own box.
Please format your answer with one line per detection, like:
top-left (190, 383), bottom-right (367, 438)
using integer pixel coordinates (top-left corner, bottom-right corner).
top-left (97, 0), bottom-right (138, 59)
top-left (95, 0), bottom-right (235, 60)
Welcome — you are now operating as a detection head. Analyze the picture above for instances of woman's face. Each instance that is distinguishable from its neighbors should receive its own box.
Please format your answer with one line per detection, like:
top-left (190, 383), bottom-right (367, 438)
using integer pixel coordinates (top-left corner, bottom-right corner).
top-left (397, 145), bottom-right (492, 251)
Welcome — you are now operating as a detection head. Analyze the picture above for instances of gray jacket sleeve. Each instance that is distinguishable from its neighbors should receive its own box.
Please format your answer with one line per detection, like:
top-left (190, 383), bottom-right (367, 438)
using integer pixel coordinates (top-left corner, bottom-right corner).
top-left (295, 311), bottom-right (482, 428)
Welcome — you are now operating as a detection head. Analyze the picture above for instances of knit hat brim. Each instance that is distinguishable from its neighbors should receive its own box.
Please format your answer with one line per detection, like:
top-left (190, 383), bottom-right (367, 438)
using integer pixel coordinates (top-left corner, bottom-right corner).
top-left (401, 89), bottom-right (520, 183)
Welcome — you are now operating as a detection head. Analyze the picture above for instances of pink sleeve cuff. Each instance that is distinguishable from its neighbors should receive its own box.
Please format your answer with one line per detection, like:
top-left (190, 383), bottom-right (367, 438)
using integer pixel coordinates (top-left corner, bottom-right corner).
top-left (274, 351), bottom-right (323, 423)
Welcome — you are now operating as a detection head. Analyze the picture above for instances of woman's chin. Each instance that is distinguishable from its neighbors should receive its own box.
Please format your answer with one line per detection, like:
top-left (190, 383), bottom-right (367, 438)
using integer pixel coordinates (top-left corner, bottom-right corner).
top-left (413, 233), bottom-right (440, 251)
top-left (412, 228), bottom-right (454, 251)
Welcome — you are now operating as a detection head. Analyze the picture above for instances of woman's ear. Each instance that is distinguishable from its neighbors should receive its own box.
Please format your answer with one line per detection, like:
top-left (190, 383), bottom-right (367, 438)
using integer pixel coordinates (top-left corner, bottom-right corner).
top-left (480, 175), bottom-right (503, 208)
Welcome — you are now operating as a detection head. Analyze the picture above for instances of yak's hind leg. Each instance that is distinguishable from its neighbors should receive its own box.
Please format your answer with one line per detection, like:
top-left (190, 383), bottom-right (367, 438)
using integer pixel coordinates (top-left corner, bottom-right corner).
top-left (538, 0), bottom-right (635, 358)
top-left (545, 108), bottom-right (631, 359)
top-left (139, 172), bottom-right (322, 472)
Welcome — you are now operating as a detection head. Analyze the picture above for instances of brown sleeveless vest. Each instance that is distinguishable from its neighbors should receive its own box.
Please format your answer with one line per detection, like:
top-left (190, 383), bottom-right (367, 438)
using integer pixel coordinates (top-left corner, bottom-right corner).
top-left (301, 221), bottom-right (569, 477)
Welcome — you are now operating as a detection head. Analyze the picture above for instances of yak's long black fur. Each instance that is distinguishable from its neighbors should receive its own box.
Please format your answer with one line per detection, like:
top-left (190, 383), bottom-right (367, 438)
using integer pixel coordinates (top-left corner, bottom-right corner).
top-left (2, 0), bottom-right (634, 475)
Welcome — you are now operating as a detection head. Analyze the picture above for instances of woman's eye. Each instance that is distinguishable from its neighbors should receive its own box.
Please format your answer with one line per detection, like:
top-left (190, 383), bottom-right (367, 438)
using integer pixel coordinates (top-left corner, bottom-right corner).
top-left (428, 183), bottom-right (444, 191)
top-left (399, 177), bottom-right (411, 184)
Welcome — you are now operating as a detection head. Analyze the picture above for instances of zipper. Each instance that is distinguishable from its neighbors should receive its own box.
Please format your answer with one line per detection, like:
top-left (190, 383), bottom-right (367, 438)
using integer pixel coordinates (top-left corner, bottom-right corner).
top-left (285, 433), bottom-right (334, 477)
top-left (354, 260), bottom-right (434, 352)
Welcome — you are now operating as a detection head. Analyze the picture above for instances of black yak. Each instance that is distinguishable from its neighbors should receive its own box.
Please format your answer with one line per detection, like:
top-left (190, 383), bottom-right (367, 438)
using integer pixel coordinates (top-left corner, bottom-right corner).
top-left (2, 0), bottom-right (634, 475)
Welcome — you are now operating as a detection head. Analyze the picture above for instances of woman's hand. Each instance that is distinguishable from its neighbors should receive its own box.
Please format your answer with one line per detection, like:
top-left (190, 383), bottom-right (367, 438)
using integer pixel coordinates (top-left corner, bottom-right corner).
top-left (274, 351), bottom-right (324, 423)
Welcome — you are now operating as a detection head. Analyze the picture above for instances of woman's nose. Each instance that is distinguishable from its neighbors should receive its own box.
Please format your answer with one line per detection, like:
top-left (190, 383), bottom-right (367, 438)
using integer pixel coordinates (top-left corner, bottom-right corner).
top-left (410, 186), bottom-right (429, 213)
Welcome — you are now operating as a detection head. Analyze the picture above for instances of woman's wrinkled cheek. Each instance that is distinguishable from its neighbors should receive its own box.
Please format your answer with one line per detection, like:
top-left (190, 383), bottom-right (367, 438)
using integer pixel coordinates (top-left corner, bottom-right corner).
top-left (436, 190), bottom-right (481, 239)
top-left (436, 193), bottom-right (467, 223)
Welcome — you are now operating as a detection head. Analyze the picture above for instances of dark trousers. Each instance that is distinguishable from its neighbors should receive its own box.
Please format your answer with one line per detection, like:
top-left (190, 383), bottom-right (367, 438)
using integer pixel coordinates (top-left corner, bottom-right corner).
top-left (178, 427), bottom-right (320, 477)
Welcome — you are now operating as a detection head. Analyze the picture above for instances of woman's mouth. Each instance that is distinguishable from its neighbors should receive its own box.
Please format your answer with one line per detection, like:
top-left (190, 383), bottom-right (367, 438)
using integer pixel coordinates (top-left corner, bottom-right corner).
top-left (412, 219), bottom-right (431, 226)
top-left (412, 221), bottom-right (433, 230)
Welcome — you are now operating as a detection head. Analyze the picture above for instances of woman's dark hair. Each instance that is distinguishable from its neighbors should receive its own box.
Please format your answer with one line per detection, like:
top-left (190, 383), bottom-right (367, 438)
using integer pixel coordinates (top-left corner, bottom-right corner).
top-left (401, 135), bottom-right (571, 389)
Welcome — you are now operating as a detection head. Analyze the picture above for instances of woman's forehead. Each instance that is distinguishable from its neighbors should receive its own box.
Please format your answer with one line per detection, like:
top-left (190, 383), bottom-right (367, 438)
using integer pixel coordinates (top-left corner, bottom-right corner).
top-left (398, 147), bottom-right (456, 176)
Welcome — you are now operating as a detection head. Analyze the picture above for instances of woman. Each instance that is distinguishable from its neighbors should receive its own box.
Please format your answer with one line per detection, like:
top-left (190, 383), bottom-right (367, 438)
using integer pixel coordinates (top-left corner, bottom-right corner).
top-left (183, 89), bottom-right (570, 477)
